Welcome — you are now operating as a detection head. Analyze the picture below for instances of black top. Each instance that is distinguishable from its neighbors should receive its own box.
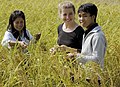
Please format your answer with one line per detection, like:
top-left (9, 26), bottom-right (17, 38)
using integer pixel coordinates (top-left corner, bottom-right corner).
top-left (57, 23), bottom-right (84, 50)
top-left (84, 23), bottom-right (98, 37)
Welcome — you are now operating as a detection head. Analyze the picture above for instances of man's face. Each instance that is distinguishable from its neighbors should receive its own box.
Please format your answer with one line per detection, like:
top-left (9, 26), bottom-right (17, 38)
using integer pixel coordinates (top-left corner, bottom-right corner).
top-left (78, 12), bottom-right (95, 28)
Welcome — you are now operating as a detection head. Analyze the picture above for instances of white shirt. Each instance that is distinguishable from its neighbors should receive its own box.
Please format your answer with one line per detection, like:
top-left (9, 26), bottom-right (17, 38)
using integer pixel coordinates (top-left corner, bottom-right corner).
top-left (1, 29), bottom-right (33, 49)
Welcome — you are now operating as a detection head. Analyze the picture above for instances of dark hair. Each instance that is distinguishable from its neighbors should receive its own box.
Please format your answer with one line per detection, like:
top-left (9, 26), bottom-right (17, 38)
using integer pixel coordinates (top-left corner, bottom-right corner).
top-left (78, 3), bottom-right (98, 22)
top-left (7, 10), bottom-right (30, 40)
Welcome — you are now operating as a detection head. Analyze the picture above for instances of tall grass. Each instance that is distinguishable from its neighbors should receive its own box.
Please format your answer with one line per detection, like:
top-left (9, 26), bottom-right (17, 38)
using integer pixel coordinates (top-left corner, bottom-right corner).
top-left (0, 0), bottom-right (120, 87)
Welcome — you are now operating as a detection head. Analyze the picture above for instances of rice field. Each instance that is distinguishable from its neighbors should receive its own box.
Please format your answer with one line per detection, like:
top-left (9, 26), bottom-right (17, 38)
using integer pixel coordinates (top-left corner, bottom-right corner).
top-left (0, 0), bottom-right (120, 87)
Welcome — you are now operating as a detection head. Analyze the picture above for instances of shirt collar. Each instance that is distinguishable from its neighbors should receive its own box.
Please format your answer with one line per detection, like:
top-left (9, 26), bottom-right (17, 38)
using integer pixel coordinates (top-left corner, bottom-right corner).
top-left (85, 23), bottom-right (98, 36)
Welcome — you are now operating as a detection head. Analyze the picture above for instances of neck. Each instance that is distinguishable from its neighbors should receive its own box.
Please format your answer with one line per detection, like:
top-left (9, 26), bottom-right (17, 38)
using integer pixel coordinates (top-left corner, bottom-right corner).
top-left (86, 22), bottom-right (96, 29)
top-left (64, 21), bottom-right (78, 30)
top-left (19, 30), bottom-right (23, 35)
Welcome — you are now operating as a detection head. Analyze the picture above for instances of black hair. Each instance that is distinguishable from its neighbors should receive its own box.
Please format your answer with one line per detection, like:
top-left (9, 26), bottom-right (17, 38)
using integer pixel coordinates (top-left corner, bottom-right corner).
top-left (78, 3), bottom-right (98, 22)
top-left (7, 10), bottom-right (30, 40)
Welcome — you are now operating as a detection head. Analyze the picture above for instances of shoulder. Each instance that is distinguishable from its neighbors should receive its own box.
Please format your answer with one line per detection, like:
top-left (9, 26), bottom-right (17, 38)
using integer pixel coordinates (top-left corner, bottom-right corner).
top-left (26, 29), bottom-right (30, 32)
top-left (74, 26), bottom-right (84, 34)
top-left (25, 29), bottom-right (32, 34)
top-left (4, 31), bottom-right (13, 36)
top-left (76, 26), bottom-right (84, 32)
top-left (58, 23), bottom-right (63, 29)
top-left (93, 30), bottom-right (106, 43)
top-left (94, 26), bottom-right (105, 37)
top-left (58, 23), bottom-right (64, 33)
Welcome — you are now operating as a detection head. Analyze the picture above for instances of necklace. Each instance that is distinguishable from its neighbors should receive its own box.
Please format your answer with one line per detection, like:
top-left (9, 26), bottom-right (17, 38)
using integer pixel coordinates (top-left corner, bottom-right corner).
top-left (62, 23), bottom-right (78, 32)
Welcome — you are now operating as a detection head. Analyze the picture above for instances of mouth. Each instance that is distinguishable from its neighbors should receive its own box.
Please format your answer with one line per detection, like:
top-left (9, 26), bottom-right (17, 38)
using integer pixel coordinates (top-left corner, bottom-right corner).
top-left (79, 20), bottom-right (83, 23)
top-left (18, 26), bottom-right (24, 29)
top-left (65, 18), bottom-right (72, 22)
top-left (80, 22), bottom-right (84, 25)
top-left (16, 27), bottom-right (23, 30)
top-left (66, 20), bottom-right (71, 22)
top-left (80, 22), bottom-right (85, 27)
top-left (80, 20), bottom-right (85, 24)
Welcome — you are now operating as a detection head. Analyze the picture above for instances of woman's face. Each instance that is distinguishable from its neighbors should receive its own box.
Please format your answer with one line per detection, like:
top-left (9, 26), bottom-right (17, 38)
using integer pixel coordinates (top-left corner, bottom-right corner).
top-left (13, 17), bottom-right (24, 32)
top-left (60, 8), bottom-right (75, 25)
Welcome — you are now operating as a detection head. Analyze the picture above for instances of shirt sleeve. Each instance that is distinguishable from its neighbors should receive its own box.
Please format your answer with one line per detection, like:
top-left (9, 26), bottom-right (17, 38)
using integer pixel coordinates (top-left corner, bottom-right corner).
top-left (77, 27), bottom-right (84, 50)
top-left (1, 31), bottom-right (15, 48)
top-left (26, 29), bottom-right (38, 44)
top-left (26, 29), bottom-right (33, 40)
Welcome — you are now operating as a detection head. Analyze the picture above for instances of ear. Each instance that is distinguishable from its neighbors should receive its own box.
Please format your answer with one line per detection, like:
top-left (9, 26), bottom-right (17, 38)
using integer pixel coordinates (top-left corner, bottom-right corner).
top-left (91, 15), bottom-right (95, 22)
top-left (92, 15), bottom-right (95, 19)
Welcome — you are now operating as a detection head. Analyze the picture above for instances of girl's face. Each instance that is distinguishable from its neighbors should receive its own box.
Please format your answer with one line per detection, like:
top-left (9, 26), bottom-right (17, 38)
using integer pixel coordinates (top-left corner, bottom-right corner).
top-left (13, 17), bottom-right (24, 32)
top-left (78, 12), bottom-right (95, 29)
top-left (60, 8), bottom-right (75, 24)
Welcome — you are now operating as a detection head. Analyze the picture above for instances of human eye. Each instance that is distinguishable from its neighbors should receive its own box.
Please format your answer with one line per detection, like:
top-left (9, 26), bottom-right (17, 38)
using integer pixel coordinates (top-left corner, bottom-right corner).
top-left (63, 13), bottom-right (67, 16)
top-left (69, 12), bottom-right (73, 15)
top-left (20, 20), bottom-right (24, 24)
top-left (83, 15), bottom-right (87, 17)
top-left (15, 21), bottom-right (19, 24)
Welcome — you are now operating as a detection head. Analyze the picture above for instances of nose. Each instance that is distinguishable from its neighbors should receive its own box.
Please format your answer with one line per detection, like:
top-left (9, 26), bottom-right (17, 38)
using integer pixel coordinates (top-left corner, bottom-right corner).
top-left (78, 16), bottom-right (83, 21)
top-left (66, 14), bottom-right (70, 19)
top-left (19, 22), bottom-right (23, 27)
top-left (78, 16), bottom-right (84, 22)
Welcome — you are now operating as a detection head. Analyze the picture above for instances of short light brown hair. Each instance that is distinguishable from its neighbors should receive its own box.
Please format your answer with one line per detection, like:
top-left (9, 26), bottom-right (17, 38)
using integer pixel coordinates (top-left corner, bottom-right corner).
top-left (58, 1), bottom-right (75, 16)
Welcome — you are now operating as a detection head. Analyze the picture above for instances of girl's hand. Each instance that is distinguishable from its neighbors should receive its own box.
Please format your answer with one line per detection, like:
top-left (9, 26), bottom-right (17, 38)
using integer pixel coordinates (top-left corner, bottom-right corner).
top-left (19, 41), bottom-right (28, 49)
top-left (34, 33), bottom-right (41, 41)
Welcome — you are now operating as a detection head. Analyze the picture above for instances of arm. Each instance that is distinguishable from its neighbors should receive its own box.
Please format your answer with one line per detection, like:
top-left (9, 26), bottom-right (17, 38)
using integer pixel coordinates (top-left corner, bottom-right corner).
top-left (1, 31), bottom-right (28, 49)
top-left (1, 31), bottom-right (15, 48)
top-left (49, 45), bottom-right (78, 55)
top-left (77, 26), bottom-right (84, 52)
top-left (8, 40), bottom-right (28, 49)
top-left (60, 45), bottom-right (78, 53)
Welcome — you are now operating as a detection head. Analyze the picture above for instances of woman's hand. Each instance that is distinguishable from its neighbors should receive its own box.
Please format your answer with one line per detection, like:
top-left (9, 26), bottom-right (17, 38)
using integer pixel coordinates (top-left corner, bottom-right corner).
top-left (18, 41), bottom-right (28, 49)
top-left (50, 45), bottom-right (78, 55)
top-left (49, 45), bottom-right (59, 54)
top-left (59, 45), bottom-right (77, 53)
